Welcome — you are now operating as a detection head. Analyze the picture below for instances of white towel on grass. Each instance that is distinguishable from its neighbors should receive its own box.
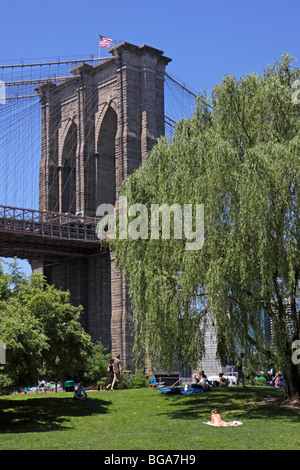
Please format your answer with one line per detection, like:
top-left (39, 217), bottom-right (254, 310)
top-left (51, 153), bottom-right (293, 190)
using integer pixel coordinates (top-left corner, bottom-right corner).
top-left (203, 421), bottom-right (243, 427)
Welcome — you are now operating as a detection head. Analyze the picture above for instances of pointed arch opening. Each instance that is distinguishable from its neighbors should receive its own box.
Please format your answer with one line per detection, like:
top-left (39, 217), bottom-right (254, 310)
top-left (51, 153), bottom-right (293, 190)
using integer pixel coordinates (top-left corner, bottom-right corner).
top-left (61, 122), bottom-right (77, 214)
top-left (96, 106), bottom-right (117, 208)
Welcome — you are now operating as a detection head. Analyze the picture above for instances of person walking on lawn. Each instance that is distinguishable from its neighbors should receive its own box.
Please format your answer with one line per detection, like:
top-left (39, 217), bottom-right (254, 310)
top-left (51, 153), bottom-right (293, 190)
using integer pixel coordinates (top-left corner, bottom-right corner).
top-left (111, 354), bottom-right (123, 390)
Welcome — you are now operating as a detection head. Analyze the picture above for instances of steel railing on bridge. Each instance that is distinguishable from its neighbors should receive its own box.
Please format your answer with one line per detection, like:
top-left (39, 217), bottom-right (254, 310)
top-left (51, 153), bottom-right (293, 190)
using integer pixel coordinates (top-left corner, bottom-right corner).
top-left (0, 205), bottom-right (100, 243)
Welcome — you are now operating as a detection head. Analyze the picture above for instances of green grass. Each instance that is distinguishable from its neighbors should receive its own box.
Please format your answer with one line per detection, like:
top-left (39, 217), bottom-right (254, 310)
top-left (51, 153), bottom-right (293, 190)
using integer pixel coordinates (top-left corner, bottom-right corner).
top-left (0, 386), bottom-right (300, 450)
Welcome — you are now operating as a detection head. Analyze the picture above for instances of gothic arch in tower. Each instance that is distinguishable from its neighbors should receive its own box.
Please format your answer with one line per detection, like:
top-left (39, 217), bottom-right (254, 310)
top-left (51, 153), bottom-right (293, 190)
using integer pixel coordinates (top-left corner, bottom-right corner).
top-left (95, 103), bottom-right (118, 209)
top-left (60, 121), bottom-right (77, 213)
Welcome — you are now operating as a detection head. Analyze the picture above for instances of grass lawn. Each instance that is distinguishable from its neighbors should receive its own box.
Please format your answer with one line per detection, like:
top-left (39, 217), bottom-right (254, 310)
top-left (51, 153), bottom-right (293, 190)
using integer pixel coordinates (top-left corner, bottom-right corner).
top-left (0, 386), bottom-right (300, 450)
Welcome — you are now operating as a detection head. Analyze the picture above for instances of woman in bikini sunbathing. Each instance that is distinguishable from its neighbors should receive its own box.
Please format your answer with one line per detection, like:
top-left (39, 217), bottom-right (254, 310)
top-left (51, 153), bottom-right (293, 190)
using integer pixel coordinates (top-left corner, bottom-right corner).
top-left (210, 409), bottom-right (233, 426)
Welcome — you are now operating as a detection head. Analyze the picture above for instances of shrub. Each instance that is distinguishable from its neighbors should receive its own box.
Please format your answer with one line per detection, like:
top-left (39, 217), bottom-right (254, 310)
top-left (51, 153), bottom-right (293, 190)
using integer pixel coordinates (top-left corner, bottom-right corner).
top-left (122, 370), bottom-right (148, 389)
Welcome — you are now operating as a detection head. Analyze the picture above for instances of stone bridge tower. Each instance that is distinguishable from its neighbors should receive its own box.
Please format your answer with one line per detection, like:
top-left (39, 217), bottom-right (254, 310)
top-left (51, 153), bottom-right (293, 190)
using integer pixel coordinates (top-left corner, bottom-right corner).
top-left (35, 43), bottom-right (171, 369)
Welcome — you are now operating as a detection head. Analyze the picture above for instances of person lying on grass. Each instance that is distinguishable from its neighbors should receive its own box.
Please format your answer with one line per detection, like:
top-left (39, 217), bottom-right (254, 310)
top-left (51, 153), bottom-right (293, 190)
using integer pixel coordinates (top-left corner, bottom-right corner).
top-left (210, 409), bottom-right (233, 426)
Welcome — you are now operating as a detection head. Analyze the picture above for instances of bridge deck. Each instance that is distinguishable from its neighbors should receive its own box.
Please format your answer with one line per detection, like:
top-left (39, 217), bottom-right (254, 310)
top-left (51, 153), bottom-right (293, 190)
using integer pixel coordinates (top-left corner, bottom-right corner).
top-left (0, 205), bottom-right (104, 263)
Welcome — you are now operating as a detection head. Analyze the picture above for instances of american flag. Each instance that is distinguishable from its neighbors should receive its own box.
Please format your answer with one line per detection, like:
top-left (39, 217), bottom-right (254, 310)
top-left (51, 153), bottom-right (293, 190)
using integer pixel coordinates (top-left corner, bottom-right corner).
top-left (99, 35), bottom-right (112, 49)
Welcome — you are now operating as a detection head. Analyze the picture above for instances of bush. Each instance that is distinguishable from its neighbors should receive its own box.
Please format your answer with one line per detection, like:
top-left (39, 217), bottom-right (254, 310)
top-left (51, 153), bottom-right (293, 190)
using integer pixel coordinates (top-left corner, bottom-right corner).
top-left (82, 341), bottom-right (111, 385)
top-left (131, 371), bottom-right (148, 388)
top-left (122, 370), bottom-right (148, 389)
top-left (0, 371), bottom-right (13, 395)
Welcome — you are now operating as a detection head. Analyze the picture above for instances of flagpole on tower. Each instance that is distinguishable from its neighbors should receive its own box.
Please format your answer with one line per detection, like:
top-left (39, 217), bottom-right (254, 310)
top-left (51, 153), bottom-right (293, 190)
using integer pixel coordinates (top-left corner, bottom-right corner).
top-left (99, 35), bottom-right (113, 62)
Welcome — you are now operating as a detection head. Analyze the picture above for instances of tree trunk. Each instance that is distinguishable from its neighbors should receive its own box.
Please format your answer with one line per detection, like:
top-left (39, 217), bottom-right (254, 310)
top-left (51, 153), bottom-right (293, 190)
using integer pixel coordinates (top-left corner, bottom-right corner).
top-left (283, 362), bottom-right (300, 402)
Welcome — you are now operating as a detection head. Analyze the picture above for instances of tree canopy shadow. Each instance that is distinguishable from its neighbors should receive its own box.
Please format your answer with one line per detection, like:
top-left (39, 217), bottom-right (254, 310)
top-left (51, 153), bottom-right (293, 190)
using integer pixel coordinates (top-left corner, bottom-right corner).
top-left (0, 394), bottom-right (111, 434)
top-left (159, 387), bottom-right (300, 423)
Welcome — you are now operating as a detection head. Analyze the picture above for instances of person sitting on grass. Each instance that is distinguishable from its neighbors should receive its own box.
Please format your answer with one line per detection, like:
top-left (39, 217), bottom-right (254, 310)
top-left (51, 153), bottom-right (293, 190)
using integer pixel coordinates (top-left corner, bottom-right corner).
top-left (73, 381), bottom-right (88, 400)
top-left (219, 373), bottom-right (228, 387)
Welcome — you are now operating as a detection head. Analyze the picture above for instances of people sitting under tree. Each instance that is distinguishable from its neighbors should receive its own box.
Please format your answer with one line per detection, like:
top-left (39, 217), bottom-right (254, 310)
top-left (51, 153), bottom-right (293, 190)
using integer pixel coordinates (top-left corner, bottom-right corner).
top-left (73, 381), bottom-right (88, 400)
top-left (219, 373), bottom-right (228, 387)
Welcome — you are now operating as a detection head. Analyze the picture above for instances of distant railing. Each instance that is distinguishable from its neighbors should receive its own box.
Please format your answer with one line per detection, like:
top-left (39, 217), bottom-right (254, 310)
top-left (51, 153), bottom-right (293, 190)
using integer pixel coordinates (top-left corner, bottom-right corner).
top-left (0, 205), bottom-right (99, 243)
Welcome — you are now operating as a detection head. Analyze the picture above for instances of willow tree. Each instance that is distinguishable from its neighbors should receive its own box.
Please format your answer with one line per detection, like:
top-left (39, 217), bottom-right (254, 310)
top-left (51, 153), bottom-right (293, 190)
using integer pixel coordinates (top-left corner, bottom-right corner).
top-left (114, 54), bottom-right (300, 400)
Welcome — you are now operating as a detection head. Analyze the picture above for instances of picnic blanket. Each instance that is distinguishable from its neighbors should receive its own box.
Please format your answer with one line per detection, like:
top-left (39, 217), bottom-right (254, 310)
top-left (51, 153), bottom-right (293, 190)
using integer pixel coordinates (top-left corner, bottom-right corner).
top-left (160, 387), bottom-right (211, 394)
top-left (203, 421), bottom-right (243, 427)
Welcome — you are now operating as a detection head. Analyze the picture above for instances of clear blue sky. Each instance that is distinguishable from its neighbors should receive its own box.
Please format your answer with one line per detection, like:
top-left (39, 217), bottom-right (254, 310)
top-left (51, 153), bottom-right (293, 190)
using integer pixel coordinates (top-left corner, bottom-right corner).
top-left (1, 0), bottom-right (300, 93)
top-left (1, 0), bottom-right (300, 275)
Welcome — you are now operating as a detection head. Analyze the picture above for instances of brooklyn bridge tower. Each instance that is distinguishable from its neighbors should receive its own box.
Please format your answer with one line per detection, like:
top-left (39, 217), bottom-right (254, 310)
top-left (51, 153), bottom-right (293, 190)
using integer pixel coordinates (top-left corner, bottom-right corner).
top-left (34, 43), bottom-right (171, 368)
